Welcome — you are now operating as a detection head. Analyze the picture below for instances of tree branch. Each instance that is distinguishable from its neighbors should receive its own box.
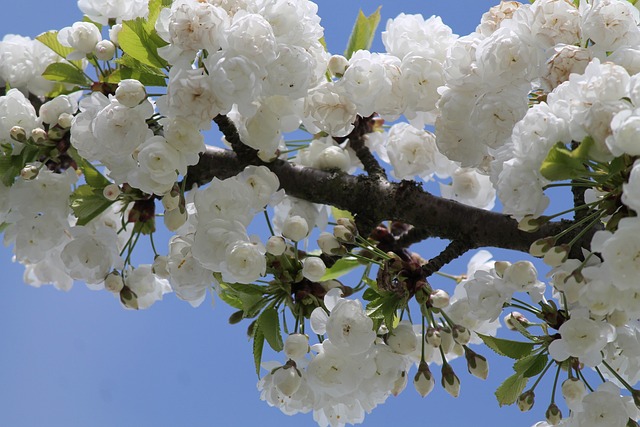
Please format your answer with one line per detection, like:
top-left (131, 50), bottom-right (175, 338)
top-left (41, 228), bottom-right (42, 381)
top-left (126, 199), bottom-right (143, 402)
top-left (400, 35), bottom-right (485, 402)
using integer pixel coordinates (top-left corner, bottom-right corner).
top-left (422, 240), bottom-right (473, 278)
top-left (343, 116), bottom-right (388, 180)
top-left (186, 146), bottom-right (594, 255)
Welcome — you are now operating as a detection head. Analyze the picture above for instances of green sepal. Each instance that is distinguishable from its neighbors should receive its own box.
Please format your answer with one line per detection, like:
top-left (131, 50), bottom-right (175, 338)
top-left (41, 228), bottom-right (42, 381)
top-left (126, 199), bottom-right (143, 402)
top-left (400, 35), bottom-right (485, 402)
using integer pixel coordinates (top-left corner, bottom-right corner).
top-left (344, 7), bottom-right (382, 59)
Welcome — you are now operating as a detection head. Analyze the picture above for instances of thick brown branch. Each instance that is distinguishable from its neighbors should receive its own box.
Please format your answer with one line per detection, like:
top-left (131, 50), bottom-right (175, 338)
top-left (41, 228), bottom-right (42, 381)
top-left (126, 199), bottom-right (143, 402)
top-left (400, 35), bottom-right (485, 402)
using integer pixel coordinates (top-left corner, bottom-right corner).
top-left (344, 116), bottom-right (387, 180)
top-left (422, 240), bottom-right (473, 278)
top-left (186, 146), bottom-right (593, 255)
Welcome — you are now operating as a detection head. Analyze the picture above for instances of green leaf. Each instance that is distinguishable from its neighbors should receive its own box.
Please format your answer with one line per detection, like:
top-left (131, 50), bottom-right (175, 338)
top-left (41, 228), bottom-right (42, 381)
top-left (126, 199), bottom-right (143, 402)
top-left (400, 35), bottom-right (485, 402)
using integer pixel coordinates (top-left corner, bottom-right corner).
top-left (258, 306), bottom-right (283, 352)
top-left (35, 31), bottom-right (84, 68)
top-left (42, 62), bottom-right (92, 86)
top-left (495, 373), bottom-right (528, 407)
top-left (344, 7), bottom-right (382, 59)
top-left (119, 18), bottom-right (168, 69)
top-left (74, 156), bottom-right (111, 189)
top-left (362, 287), bottom-right (379, 301)
top-left (253, 324), bottom-right (265, 377)
top-left (477, 334), bottom-right (535, 359)
top-left (513, 353), bottom-right (549, 378)
top-left (0, 145), bottom-right (40, 187)
top-left (70, 185), bottom-right (114, 226)
top-left (145, 0), bottom-right (165, 34)
top-left (331, 206), bottom-right (354, 221)
top-left (320, 257), bottom-right (360, 281)
top-left (104, 68), bottom-right (167, 87)
top-left (223, 282), bottom-right (269, 296)
top-left (540, 138), bottom-right (594, 181)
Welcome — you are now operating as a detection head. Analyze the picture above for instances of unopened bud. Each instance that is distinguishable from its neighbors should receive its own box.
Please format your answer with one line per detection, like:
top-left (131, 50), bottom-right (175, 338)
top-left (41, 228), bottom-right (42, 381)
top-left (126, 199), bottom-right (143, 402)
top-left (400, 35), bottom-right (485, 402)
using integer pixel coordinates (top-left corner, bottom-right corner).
top-left (317, 231), bottom-right (345, 255)
top-left (425, 327), bottom-right (442, 348)
top-left (414, 361), bottom-right (435, 397)
top-left (441, 363), bottom-right (460, 397)
top-left (518, 215), bottom-right (544, 232)
top-left (328, 54), bottom-right (349, 77)
top-left (282, 215), bottom-right (309, 241)
top-left (119, 285), bottom-right (138, 310)
top-left (561, 378), bottom-right (586, 409)
top-left (392, 370), bottom-right (408, 396)
top-left (115, 79), bottom-right (147, 108)
top-left (161, 191), bottom-right (180, 211)
top-left (273, 364), bottom-right (302, 397)
top-left (517, 390), bottom-right (535, 412)
top-left (464, 347), bottom-right (489, 380)
top-left (530, 237), bottom-right (555, 257)
top-left (284, 334), bottom-right (309, 360)
top-left (544, 244), bottom-right (569, 267)
top-left (152, 255), bottom-right (170, 278)
top-left (333, 224), bottom-right (354, 243)
top-left (545, 403), bottom-right (562, 425)
top-left (58, 113), bottom-right (73, 129)
top-left (103, 183), bottom-right (121, 201)
top-left (10, 126), bottom-right (27, 142)
top-left (504, 311), bottom-right (531, 330)
top-left (628, 418), bottom-right (640, 427)
top-left (94, 40), bottom-right (115, 60)
top-left (429, 289), bottom-right (450, 309)
top-left (20, 164), bottom-right (39, 180)
top-left (302, 257), bottom-right (326, 282)
top-left (494, 261), bottom-right (511, 278)
top-left (105, 271), bottom-right (125, 293)
top-left (386, 321), bottom-right (418, 355)
top-left (452, 325), bottom-right (471, 346)
top-left (31, 127), bottom-right (47, 144)
top-left (266, 235), bottom-right (286, 256)
top-left (164, 207), bottom-right (187, 231)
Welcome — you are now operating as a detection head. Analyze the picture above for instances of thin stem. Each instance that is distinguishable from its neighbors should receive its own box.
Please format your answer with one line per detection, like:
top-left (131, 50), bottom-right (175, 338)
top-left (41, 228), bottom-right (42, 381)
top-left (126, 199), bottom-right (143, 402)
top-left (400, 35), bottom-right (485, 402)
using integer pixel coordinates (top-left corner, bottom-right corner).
top-left (601, 360), bottom-right (635, 393)
top-left (149, 232), bottom-right (159, 257)
top-left (530, 360), bottom-right (554, 392)
top-left (511, 297), bottom-right (541, 313)
top-left (421, 314), bottom-right (426, 363)
top-left (551, 363), bottom-right (561, 404)
top-left (264, 210), bottom-right (275, 236)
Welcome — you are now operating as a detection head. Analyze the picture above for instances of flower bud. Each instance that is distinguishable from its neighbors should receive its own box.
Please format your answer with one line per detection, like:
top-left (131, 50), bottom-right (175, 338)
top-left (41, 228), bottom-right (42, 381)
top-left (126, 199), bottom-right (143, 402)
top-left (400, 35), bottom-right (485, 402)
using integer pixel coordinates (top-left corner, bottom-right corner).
top-left (103, 183), bottom-right (121, 201)
top-left (439, 327), bottom-right (455, 353)
top-left (504, 311), bottom-right (531, 330)
top-left (386, 321), bottom-right (418, 355)
top-left (164, 207), bottom-right (187, 231)
top-left (58, 113), bottom-right (73, 129)
top-left (115, 79), bottom-right (147, 108)
top-left (31, 127), bottom-right (48, 144)
top-left (561, 378), bottom-right (586, 410)
top-left (544, 245), bottom-right (569, 267)
top-left (282, 215), bottom-right (309, 241)
top-left (452, 325), bottom-right (471, 346)
top-left (162, 191), bottom-right (180, 211)
top-left (545, 403), bottom-right (562, 425)
top-left (266, 236), bottom-right (286, 256)
top-left (109, 24), bottom-right (122, 45)
top-left (429, 289), bottom-right (450, 309)
top-left (464, 347), bottom-right (489, 380)
top-left (518, 215), bottom-right (542, 232)
top-left (94, 40), bottom-right (116, 60)
top-left (333, 224), bottom-right (355, 243)
top-left (105, 271), bottom-right (125, 293)
top-left (20, 164), bottom-right (39, 180)
top-left (317, 232), bottom-right (344, 255)
top-left (152, 255), bottom-right (170, 278)
top-left (414, 361), bottom-right (435, 397)
top-left (530, 237), bottom-right (554, 257)
top-left (328, 54), bottom-right (349, 77)
top-left (392, 370), bottom-right (408, 396)
top-left (517, 390), bottom-right (535, 411)
top-left (494, 260), bottom-right (511, 278)
top-left (10, 126), bottom-right (26, 142)
top-left (302, 257), bottom-right (326, 282)
top-left (441, 363), bottom-right (460, 397)
top-left (284, 334), bottom-right (309, 360)
top-left (273, 364), bottom-right (302, 397)
top-left (425, 327), bottom-right (442, 348)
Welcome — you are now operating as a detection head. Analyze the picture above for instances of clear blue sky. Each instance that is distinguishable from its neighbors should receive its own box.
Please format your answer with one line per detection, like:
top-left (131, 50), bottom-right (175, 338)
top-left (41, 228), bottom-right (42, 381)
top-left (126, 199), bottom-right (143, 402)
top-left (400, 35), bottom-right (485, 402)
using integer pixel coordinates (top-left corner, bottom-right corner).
top-left (0, 1), bottom-right (551, 426)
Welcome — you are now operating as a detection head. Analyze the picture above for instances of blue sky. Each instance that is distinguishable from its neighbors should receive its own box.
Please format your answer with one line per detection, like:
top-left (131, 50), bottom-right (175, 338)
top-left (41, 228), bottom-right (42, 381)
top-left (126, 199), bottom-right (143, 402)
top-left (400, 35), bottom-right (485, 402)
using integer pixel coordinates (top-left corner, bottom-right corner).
top-left (0, 1), bottom-right (551, 426)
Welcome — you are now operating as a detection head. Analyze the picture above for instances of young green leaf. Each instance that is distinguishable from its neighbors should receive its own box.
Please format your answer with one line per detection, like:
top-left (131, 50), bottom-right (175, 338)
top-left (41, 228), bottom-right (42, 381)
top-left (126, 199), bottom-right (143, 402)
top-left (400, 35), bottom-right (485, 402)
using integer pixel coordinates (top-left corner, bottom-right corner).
top-left (258, 306), bottom-right (284, 352)
top-left (35, 31), bottom-right (84, 68)
top-left (253, 324), bottom-right (265, 377)
top-left (477, 333), bottom-right (535, 359)
top-left (495, 373), bottom-right (529, 407)
top-left (513, 352), bottom-right (549, 378)
top-left (118, 19), bottom-right (168, 69)
top-left (42, 62), bottom-right (92, 86)
top-left (70, 185), bottom-right (114, 226)
top-left (320, 257), bottom-right (360, 281)
top-left (344, 7), bottom-right (382, 59)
